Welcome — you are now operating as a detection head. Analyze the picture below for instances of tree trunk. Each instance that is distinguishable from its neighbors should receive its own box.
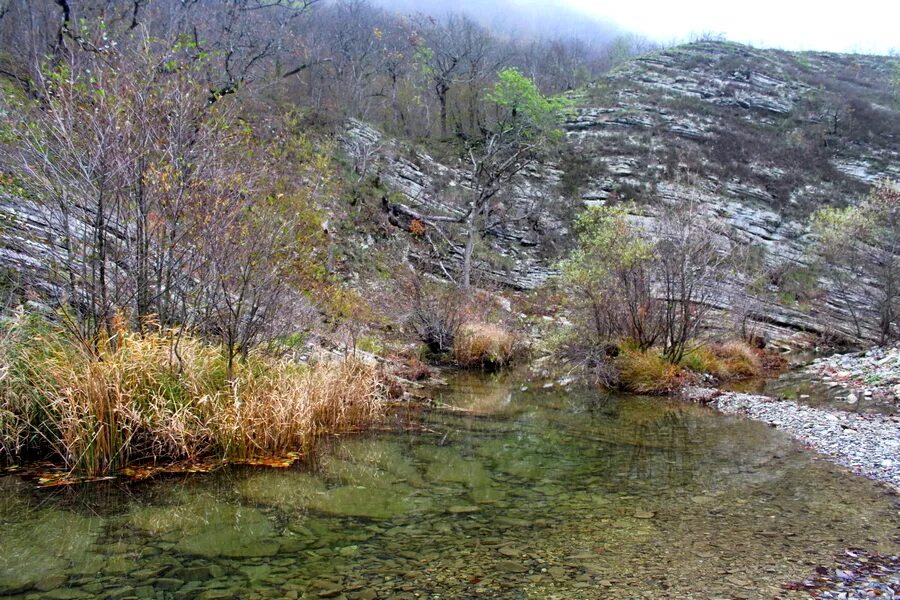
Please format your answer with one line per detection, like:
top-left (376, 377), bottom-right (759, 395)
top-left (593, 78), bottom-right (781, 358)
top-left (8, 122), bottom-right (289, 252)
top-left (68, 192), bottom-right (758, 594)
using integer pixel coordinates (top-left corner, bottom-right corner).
top-left (94, 183), bottom-right (110, 340)
top-left (437, 82), bottom-right (449, 138)
top-left (461, 211), bottom-right (476, 290)
top-left (135, 158), bottom-right (150, 328)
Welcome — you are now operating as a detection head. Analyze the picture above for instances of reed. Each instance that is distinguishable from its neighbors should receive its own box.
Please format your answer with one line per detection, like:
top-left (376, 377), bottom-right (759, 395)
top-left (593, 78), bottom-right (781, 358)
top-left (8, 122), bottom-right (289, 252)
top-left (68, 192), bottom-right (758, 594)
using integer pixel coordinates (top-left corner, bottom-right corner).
top-left (0, 314), bottom-right (386, 475)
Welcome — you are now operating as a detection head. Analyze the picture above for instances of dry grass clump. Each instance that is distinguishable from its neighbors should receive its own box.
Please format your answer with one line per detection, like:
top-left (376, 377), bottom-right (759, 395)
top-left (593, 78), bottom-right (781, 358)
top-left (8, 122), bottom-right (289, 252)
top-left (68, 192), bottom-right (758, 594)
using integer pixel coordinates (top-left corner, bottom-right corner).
top-left (680, 341), bottom-right (772, 381)
top-left (618, 349), bottom-right (695, 395)
top-left (212, 359), bottom-right (384, 461)
top-left (452, 321), bottom-right (518, 369)
top-left (715, 341), bottom-right (763, 378)
top-left (0, 315), bottom-right (386, 475)
top-left (681, 345), bottom-right (729, 379)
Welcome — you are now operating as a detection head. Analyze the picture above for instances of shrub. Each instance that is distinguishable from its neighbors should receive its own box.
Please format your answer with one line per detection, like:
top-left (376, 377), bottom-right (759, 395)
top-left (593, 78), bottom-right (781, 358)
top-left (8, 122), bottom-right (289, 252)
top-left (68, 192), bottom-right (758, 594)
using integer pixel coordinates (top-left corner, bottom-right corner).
top-left (560, 203), bottom-right (730, 366)
top-left (392, 355), bottom-right (432, 381)
top-left (552, 336), bottom-right (621, 388)
top-left (617, 348), bottom-right (694, 395)
top-left (716, 341), bottom-right (763, 378)
top-left (453, 322), bottom-right (518, 369)
top-left (401, 274), bottom-right (467, 354)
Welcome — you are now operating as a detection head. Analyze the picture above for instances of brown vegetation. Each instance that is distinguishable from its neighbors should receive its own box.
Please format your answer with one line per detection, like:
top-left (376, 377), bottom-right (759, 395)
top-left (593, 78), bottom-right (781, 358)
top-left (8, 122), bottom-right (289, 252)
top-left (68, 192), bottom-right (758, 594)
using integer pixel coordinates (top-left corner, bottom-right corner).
top-left (618, 348), bottom-right (694, 395)
top-left (452, 321), bottom-right (518, 369)
top-left (0, 316), bottom-right (386, 476)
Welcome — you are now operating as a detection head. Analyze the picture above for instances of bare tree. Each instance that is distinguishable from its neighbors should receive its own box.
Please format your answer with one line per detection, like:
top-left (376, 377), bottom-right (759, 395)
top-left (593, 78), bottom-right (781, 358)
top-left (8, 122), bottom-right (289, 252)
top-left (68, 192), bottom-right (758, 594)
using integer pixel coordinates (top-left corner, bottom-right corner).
top-left (384, 68), bottom-right (570, 289)
top-left (561, 201), bottom-right (732, 367)
top-left (654, 204), bottom-right (729, 363)
top-left (812, 180), bottom-right (900, 344)
top-left (411, 13), bottom-right (474, 138)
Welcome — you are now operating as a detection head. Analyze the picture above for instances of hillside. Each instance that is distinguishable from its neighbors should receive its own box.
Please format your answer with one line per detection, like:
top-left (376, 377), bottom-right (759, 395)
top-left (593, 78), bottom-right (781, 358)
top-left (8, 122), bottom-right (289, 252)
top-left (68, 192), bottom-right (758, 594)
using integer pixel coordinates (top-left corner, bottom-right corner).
top-left (345, 41), bottom-right (900, 344)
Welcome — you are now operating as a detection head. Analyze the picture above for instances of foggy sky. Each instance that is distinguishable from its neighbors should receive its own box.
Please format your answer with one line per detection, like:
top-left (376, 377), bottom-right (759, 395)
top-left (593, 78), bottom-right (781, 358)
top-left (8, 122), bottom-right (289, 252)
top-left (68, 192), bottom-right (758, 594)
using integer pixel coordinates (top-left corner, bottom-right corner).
top-left (372, 0), bottom-right (898, 55)
top-left (565, 0), bottom-right (898, 54)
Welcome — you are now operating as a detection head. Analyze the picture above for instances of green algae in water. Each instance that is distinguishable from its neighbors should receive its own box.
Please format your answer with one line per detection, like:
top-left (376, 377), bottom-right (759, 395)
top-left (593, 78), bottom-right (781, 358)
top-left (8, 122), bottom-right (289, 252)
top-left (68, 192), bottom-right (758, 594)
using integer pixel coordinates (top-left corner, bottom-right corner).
top-left (330, 438), bottom-right (426, 487)
top-left (237, 470), bottom-right (328, 511)
top-left (0, 376), bottom-right (897, 599)
top-left (0, 479), bottom-right (104, 595)
top-left (129, 492), bottom-right (281, 557)
top-left (237, 443), bottom-right (433, 519)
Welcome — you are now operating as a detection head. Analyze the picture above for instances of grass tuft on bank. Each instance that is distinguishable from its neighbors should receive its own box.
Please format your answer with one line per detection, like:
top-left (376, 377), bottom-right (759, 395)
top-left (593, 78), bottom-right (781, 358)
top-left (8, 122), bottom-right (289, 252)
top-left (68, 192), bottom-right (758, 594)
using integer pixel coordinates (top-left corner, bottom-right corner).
top-left (618, 348), bottom-right (693, 394)
top-left (554, 332), bottom-right (780, 395)
top-left (452, 321), bottom-right (519, 370)
top-left (0, 315), bottom-right (386, 476)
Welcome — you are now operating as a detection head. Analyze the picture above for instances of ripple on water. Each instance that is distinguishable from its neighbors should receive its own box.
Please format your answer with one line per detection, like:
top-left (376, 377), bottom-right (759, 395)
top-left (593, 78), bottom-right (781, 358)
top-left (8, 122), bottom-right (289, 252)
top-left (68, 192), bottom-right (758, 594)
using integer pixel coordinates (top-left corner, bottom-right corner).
top-left (0, 376), bottom-right (896, 599)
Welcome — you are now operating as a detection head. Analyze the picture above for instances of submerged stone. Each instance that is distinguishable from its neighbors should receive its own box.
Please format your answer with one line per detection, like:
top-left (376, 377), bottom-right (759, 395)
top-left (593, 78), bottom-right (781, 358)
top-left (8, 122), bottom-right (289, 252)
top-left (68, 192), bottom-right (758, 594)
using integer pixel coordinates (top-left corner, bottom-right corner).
top-left (0, 505), bottom-right (103, 595)
top-left (129, 493), bottom-right (280, 558)
top-left (306, 484), bottom-right (421, 519)
top-left (237, 470), bottom-right (328, 510)
top-left (236, 449), bottom-right (430, 520)
top-left (175, 505), bottom-right (280, 558)
top-left (331, 439), bottom-right (426, 487)
top-left (416, 445), bottom-right (504, 504)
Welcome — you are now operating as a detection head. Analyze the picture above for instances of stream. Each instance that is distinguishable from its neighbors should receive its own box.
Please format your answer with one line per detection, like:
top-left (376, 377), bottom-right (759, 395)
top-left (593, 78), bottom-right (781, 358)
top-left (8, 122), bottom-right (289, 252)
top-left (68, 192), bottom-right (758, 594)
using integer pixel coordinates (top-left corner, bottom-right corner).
top-left (0, 373), bottom-right (897, 599)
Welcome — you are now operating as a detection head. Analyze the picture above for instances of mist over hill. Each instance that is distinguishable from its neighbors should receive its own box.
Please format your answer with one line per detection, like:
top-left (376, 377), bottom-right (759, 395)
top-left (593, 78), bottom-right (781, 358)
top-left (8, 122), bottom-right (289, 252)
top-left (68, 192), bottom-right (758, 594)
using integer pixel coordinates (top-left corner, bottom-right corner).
top-left (368, 0), bottom-right (623, 44)
top-left (0, 1), bottom-right (897, 355)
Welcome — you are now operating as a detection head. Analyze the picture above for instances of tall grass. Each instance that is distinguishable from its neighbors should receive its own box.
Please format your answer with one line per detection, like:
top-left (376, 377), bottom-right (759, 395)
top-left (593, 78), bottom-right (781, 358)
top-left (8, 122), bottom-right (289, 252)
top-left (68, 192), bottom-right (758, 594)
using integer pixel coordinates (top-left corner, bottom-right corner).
top-left (0, 314), bottom-right (386, 475)
top-left (715, 341), bottom-right (763, 378)
top-left (681, 345), bottom-right (729, 379)
top-left (452, 321), bottom-right (518, 369)
top-left (681, 341), bottom-right (763, 379)
top-left (618, 348), bottom-right (693, 394)
top-left (211, 359), bottom-right (384, 460)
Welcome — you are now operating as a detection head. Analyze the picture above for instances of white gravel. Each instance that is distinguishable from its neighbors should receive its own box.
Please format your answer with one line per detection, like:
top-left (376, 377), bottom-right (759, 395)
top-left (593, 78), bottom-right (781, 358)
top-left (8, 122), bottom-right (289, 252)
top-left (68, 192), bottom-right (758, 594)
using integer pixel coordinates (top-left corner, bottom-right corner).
top-left (686, 387), bottom-right (900, 489)
top-left (804, 345), bottom-right (900, 407)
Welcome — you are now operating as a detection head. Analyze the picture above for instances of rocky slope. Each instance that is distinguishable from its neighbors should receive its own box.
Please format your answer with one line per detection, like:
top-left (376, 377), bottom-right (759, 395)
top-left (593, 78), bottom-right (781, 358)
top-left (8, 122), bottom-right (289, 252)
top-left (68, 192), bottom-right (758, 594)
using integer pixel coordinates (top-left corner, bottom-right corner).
top-left (343, 41), bottom-right (899, 345)
top-left (0, 42), bottom-right (897, 345)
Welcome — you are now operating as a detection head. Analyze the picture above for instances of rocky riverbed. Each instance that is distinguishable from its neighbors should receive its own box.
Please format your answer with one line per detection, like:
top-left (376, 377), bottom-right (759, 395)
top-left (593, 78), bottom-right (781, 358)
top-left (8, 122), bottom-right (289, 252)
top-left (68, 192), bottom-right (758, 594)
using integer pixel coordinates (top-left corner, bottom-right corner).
top-left (786, 549), bottom-right (899, 599)
top-left (803, 345), bottom-right (900, 411)
top-left (685, 383), bottom-right (900, 598)
top-left (685, 387), bottom-right (900, 489)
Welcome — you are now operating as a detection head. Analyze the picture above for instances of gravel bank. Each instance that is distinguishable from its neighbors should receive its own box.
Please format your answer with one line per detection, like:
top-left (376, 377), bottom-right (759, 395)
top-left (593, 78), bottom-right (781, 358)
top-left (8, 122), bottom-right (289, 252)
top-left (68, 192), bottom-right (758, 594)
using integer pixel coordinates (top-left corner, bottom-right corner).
top-left (804, 345), bottom-right (900, 410)
top-left (685, 387), bottom-right (900, 489)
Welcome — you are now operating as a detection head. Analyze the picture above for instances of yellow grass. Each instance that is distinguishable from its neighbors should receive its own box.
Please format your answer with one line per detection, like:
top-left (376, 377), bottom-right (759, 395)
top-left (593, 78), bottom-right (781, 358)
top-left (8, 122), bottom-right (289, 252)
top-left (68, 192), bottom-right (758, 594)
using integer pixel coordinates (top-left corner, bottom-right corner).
top-left (0, 316), bottom-right (386, 475)
top-left (681, 345), bottom-right (729, 379)
top-left (618, 348), bottom-right (692, 394)
top-left (452, 321), bottom-right (518, 369)
top-left (716, 340), bottom-right (763, 378)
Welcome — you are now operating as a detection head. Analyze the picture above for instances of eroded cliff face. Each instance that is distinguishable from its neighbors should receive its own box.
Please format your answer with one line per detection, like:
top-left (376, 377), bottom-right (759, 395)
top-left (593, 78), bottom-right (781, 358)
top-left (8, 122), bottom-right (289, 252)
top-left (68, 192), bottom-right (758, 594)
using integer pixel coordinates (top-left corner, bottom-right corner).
top-left (1, 42), bottom-right (896, 345)
top-left (342, 41), bottom-right (899, 345)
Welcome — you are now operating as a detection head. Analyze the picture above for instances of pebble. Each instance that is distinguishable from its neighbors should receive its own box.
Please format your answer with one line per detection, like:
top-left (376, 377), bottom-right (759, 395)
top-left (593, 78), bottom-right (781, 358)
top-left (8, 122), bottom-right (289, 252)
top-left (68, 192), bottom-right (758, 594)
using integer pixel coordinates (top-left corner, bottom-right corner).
top-left (804, 345), bottom-right (900, 408)
top-left (787, 549), bottom-right (898, 600)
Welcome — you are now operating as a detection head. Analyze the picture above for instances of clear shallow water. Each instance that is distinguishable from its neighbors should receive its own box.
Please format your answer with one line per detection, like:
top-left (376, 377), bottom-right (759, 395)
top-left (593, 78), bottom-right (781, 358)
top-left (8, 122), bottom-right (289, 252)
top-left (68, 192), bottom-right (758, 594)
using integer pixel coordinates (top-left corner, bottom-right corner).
top-left (730, 370), bottom-right (898, 415)
top-left (0, 374), bottom-right (897, 599)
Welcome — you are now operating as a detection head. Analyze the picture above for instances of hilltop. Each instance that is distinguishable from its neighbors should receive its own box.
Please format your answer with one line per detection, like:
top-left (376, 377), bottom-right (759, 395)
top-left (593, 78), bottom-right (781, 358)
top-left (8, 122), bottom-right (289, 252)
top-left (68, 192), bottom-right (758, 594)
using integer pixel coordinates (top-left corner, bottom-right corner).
top-left (344, 41), bottom-right (900, 344)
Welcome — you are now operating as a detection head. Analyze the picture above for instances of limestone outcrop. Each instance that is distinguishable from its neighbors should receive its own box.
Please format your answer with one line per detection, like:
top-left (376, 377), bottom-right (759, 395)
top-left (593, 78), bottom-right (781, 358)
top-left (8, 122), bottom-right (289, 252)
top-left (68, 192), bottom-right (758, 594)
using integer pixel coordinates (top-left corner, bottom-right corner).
top-left (342, 41), bottom-right (899, 345)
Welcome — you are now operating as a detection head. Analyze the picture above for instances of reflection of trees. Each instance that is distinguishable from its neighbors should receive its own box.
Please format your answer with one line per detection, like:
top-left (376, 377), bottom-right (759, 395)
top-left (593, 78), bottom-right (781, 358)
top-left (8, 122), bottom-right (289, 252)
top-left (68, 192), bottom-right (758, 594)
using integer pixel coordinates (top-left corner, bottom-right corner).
top-left (562, 397), bottom-right (716, 488)
top-left (623, 410), bottom-right (695, 484)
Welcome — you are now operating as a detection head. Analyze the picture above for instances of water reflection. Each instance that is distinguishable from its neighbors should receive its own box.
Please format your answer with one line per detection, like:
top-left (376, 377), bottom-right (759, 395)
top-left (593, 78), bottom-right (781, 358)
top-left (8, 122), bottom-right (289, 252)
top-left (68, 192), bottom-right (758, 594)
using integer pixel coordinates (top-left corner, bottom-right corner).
top-left (0, 375), bottom-right (897, 599)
